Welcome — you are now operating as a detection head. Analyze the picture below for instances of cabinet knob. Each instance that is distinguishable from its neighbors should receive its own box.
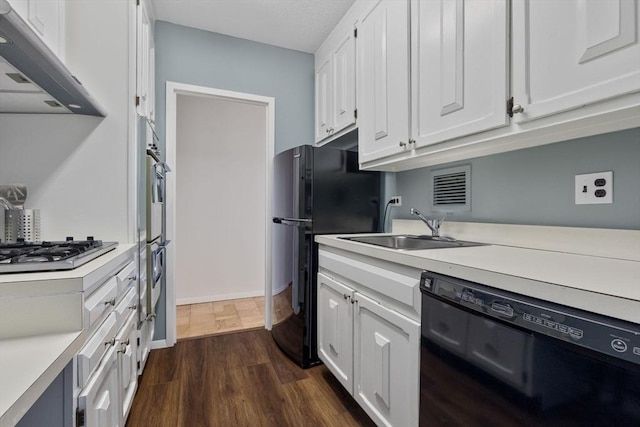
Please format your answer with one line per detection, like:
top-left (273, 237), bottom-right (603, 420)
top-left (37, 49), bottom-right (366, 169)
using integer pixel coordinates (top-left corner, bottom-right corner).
top-left (343, 294), bottom-right (348, 300)
top-left (128, 304), bottom-right (138, 311)
top-left (511, 104), bottom-right (524, 115)
top-left (104, 298), bottom-right (116, 306)
top-left (399, 141), bottom-right (407, 147)
top-left (104, 337), bottom-right (116, 347)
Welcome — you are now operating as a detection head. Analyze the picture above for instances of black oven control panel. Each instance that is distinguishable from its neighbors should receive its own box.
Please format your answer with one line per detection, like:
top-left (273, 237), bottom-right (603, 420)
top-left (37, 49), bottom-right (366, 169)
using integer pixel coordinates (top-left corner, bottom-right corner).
top-left (420, 271), bottom-right (640, 365)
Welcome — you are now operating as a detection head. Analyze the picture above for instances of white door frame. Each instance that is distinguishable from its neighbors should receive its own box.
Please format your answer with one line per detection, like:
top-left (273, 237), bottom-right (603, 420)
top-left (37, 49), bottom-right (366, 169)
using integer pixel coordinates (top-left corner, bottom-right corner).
top-left (164, 81), bottom-right (275, 347)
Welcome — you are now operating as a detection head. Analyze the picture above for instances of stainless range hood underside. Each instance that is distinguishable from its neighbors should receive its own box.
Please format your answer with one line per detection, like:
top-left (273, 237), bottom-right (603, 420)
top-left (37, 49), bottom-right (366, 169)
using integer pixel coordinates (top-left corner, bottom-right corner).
top-left (0, 0), bottom-right (106, 117)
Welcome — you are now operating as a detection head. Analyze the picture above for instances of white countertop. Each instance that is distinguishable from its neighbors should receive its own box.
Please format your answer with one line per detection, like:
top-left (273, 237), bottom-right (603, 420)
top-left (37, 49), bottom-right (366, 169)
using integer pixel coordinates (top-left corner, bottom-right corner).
top-left (316, 232), bottom-right (640, 324)
top-left (0, 331), bottom-right (86, 427)
top-left (0, 244), bottom-right (136, 297)
top-left (0, 243), bottom-right (136, 426)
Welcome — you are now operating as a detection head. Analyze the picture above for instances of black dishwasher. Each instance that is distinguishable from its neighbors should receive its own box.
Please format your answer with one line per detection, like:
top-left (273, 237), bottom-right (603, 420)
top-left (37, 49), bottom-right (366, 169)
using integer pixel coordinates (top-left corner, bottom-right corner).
top-left (419, 271), bottom-right (640, 426)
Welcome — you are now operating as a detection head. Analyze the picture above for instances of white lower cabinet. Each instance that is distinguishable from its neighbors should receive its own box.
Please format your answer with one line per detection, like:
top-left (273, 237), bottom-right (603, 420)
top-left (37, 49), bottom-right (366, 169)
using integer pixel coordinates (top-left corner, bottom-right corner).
top-left (77, 347), bottom-right (120, 427)
top-left (75, 258), bottom-right (140, 427)
top-left (116, 314), bottom-right (138, 425)
top-left (354, 293), bottom-right (420, 427)
top-left (317, 270), bottom-right (420, 427)
top-left (318, 273), bottom-right (354, 391)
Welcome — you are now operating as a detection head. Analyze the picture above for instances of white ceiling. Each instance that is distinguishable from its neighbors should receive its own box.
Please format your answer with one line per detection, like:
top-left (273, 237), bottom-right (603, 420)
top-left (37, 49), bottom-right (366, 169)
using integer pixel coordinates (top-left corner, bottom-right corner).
top-left (150, 0), bottom-right (356, 54)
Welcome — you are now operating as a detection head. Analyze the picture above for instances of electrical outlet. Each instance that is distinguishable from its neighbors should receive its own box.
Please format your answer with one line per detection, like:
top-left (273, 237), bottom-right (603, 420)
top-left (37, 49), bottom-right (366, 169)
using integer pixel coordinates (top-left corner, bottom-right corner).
top-left (575, 171), bottom-right (613, 205)
top-left (390, 196), bottom-right (402, 206)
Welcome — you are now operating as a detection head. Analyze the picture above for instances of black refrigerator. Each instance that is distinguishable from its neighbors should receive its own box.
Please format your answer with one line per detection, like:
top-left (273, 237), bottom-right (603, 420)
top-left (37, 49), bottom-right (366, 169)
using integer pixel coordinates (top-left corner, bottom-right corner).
top-left (272, 145), bottom-right (381, 368)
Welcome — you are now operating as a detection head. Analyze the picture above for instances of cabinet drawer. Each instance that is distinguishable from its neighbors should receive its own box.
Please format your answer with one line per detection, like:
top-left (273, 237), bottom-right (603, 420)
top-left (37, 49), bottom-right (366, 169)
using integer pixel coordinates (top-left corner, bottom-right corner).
top-left (116, 261), bottom-right (137, 295)
top-left (114, 287), bottom-right (137, 329)
top-left (84, 277), bottom-right (118, 329)
top-left (77, 312), bottom-right (118, 387)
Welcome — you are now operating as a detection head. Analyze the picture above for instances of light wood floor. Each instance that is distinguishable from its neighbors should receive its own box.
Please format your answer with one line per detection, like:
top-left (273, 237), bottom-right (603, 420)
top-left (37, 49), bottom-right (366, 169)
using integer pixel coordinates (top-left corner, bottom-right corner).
top-left (177, 297), bottom-right (265, 340)
top-left (126, 329), bottom-right (375, 427)
top-left (177, 286), bottom-right (293, 340)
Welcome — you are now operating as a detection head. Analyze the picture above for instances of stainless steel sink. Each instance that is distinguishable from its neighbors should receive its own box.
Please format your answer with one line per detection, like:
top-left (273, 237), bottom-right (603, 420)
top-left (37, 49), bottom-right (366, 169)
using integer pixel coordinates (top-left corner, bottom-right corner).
top-left (340, 235), bottom-right (486, 250)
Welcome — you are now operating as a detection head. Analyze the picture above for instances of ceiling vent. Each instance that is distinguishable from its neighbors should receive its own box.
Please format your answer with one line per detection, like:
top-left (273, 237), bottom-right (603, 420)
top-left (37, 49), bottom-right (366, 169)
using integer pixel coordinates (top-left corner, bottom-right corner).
top-left (429, 165), bottom-right (471, 212)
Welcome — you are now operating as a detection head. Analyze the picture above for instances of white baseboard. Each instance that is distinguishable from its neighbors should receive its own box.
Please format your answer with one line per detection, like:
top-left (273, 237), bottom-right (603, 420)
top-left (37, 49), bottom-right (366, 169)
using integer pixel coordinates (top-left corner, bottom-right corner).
top-left (177, 290), bottom-right (264, 306)
top-left (272, 281), bottom-right (289, 296)
top-left (150, 339), bottom-right (169, 350)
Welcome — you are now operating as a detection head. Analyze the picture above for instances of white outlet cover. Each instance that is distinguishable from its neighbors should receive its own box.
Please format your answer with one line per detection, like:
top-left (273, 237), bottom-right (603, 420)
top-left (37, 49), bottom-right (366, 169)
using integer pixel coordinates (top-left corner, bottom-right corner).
top-left (575, 171), bottom-right (613, 205)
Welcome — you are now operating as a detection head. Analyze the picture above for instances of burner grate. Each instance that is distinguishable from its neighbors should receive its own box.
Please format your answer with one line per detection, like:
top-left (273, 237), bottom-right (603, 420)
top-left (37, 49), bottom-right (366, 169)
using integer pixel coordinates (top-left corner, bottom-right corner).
top-left (0, 238), bottom-right (118, 273)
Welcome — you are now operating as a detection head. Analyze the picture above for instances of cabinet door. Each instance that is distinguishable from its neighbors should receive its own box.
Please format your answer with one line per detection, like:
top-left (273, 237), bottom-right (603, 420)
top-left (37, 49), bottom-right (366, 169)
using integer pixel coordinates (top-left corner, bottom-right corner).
top-left (512, 0), bottom-right (640, 123)
top-left (317, 273), bottom-right (354, 392)
top-left (315, 56), bottom-right (333, 142)
top-left (78, 348), bottom-right (120, 427)
top-left (332, 28), bottom-right (356, 134)
top-left (358, 0), bottom-right (410, 164)
top-left (9, 0), bottom-right (62, 57)
top-left (353, 292), bottom-right (420, 427)
top-left (136, 0), bottom-right (151, 117)
top-left (117, 314), bottom-right (138, 426)
top-left (411, 0), bottom-right (509, 147)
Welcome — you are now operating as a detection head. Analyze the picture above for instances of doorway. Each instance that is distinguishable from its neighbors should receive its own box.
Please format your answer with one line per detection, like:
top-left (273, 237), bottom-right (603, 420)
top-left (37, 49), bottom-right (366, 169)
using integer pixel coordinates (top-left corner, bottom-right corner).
top-left (165, 82), bottom-right (275, 345)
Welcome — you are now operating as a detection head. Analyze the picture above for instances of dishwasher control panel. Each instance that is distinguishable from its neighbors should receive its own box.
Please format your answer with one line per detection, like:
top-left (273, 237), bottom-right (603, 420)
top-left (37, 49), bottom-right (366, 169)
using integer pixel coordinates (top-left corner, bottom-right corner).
top-left (420, 271), bottom-right (640, 365)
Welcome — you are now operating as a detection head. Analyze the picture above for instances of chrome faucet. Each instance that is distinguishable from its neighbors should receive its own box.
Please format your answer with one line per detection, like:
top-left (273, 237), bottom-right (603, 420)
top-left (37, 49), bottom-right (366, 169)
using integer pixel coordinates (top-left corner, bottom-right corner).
top-left (410, 208), bottom-right (445, 238)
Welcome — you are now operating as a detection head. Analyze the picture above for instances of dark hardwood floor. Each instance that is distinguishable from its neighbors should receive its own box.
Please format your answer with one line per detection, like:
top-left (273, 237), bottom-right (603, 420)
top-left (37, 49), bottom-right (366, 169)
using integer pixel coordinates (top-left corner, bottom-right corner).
top-left (126, 329), bottom-right (375, 427)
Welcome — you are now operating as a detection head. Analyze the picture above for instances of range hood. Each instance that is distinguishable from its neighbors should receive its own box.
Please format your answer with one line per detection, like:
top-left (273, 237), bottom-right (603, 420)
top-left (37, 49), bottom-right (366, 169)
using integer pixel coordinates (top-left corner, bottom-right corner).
top-left (0, 0), bottom-right (105, 116)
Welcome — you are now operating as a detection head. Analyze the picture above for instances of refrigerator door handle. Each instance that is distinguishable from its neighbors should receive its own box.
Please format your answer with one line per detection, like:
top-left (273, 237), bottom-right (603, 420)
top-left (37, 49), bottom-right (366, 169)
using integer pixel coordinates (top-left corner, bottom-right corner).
top-left (273, 217), bottom-right (312, 226)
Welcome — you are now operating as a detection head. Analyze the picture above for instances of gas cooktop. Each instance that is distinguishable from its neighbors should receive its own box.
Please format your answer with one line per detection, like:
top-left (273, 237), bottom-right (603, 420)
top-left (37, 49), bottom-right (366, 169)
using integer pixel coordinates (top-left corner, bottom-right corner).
top-left (0, 237), bottom-right (118, 273)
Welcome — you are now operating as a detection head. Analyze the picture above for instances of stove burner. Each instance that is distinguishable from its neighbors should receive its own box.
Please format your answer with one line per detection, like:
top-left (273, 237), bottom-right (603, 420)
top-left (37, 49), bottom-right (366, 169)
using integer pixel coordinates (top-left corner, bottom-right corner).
top-left (0, 238), bottom-right (118, 273)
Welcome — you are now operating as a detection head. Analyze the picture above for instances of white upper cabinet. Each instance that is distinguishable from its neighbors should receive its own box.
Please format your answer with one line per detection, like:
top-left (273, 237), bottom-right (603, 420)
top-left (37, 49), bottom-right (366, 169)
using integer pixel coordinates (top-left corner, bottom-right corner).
top-left (411, 0), bottom-right (509, 147)
top-left (315, 56), bottom-right (333, 140)
top-left (511, 0), bottom-right (640, 123)
top-left (8, 0), bottom-right (65, 58)
top-left (314, 7), bottom-right (358, 144)
top-left (358, 0), bottom-right (411, 163)
top-left (332, 29), bottom-right (357, 133)
top-left (136, 0), bottom-right (154, 119)
top-left (340, 0), bottom-right (640, 171)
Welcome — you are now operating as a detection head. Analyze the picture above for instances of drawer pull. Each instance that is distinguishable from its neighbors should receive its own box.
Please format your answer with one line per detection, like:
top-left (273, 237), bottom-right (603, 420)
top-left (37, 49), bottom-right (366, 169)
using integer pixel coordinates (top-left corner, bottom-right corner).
top-left (128, 304), bottom-right (138, 311)
top-left (117, 339), bottom-right (130, 354)
top-left (104, 298), bottom-right (116, 306)
top-left (104, 337), bottom-right (116, 347)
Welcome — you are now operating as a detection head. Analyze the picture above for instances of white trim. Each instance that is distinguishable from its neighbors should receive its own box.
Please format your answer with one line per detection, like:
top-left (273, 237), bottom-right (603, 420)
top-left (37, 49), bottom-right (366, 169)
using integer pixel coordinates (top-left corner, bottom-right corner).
top-left (127, 0), bottom-right (137, 243)
top-left (165, 81), bottom-right (275, 347)
top-left (150, 339), bottom-right (167, 350)
top-left (272, 282), bottom-right (288, 297)
top-left (177, 290), bottom-right (265, 306)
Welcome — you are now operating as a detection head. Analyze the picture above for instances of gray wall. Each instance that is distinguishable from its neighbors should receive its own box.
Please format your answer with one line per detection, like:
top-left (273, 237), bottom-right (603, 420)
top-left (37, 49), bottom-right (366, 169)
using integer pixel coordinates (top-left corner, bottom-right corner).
top-left (153, 22), bottom-right (314, 340)
top-left (389, 128), bottom-right (640, 230)
top-left (154, 21), bottom-right (315, 155)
